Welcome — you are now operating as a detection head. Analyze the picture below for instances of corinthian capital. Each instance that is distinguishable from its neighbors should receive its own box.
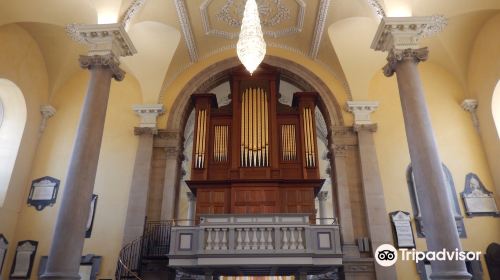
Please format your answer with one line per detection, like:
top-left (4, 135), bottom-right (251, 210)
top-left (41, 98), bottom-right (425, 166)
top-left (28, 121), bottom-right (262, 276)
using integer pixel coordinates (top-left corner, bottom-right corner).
top-left (79, 54), bottom-right (125, 81)
top-left (383, 48), bottom-right (429, 77)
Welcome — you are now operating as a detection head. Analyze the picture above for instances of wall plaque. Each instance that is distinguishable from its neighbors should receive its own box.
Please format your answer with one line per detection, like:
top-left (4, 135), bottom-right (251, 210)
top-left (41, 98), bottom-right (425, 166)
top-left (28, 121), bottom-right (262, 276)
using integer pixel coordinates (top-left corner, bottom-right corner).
top-left (27, 176), bottom-right (59, 211)
top-left (85, 194), bottom-right (98, 238)
top-left (0, 234), bottom-right (8, 277)
top-left (461, 173), bottom-right (500, 217)
top-left (9, 240), bottom-right (38, 279)
top-left (390, 211), bottom-right (415, 248)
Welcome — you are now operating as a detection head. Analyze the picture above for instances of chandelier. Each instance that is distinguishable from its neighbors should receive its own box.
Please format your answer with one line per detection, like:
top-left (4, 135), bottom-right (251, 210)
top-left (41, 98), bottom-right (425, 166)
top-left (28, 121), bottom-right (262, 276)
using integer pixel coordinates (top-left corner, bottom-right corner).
top-left (237, 0), bottom-right (266, 74)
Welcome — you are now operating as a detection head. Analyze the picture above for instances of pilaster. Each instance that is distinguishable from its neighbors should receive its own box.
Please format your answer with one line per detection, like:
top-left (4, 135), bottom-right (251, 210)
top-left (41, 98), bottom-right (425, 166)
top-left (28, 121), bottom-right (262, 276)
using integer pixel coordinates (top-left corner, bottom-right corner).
top-left (161, 131), bottom-right (183, 220)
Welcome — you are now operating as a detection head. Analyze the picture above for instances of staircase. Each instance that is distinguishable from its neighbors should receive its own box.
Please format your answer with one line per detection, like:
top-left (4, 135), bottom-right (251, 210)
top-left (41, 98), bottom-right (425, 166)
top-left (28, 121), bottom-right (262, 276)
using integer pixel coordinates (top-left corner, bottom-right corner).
top-left (116, 220), bottom-right (173, 280)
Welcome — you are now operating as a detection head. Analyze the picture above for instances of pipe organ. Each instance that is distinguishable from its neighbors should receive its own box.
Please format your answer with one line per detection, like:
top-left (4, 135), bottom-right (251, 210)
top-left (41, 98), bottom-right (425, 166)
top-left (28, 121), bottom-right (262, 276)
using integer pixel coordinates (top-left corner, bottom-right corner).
top-left (187, 65), bottom-right (323, 221)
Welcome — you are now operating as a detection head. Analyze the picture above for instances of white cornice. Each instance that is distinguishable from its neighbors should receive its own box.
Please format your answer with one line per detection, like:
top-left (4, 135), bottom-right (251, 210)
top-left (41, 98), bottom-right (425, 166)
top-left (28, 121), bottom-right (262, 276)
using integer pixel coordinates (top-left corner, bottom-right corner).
top-left (371, 16), bottom-right (447, 51)
top-left (65, 23), bottom-right (137, 57)
top-left (367, 0), bottom-right (386, 19)
top-left (346, 101), bottom-right (379, 125)
top-left (309, 0), bottom-right (330, 59)
top-left (132, 104), bottom-right (164, 128)
top-left (175, 0), bottom-right (199, 62)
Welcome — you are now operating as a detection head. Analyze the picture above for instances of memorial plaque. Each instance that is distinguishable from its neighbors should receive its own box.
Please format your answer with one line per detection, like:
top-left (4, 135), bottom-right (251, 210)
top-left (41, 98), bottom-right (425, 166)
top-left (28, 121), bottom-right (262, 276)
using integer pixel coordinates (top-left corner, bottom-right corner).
top-left (85, 194), bottom-right (98, 238)
top-left (390, 211), bottom-right (415, 248)
top-left (27, 176), bottom-right (59, 211)
top-left (0, 234), bottom-right (8, 277)
top-left (461, 173), bottom-right (500, 217)
top-left (10, 240), bottom-right (37, 279)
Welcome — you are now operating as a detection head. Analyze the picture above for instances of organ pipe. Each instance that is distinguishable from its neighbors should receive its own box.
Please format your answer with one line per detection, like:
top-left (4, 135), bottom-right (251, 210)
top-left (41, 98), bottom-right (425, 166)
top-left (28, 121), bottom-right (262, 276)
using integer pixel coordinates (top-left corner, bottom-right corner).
top-left (303, 107), bottom-right (316, 167)
top-left (214, 125), bottom-right (228, 162)
top-left (281, 124), bottom-right (297, 161)
top-left (240, 88), bottom-right (269, 167)
top-left (195, 109), bottom-right (207, 168)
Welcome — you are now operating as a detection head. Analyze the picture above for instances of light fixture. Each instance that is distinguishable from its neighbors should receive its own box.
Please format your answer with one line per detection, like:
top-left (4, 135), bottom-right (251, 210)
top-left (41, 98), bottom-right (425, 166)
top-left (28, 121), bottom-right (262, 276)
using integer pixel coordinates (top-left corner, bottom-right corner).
top-left (237, 0), bottom-right (266, 74)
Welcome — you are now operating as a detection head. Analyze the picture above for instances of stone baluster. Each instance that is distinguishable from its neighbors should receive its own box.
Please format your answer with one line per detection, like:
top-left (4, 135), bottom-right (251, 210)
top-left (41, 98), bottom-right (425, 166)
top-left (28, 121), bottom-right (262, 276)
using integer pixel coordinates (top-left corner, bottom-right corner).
top-left (282, 228), bottom-right (289, 250)
top-left (289, 228), bottom-right (297, 249)
top-left (213, 228), bottom-right (220, 250)
top-left (221, 228), bottom-right (228, 250)
top-left (266, 228), bottom-right (273, 249)
top-left (297, 228), bottom-right (304, 250)
top-left (41, 23), bottom-right (136, 280)
top-left (243, 228), bottom-right (251, 250)
top-left (371, 16), bottom-right (471, 279)
top-left (236, 228), bottom-right (243, 250)
top-left (206, 228), bottom-right (213, 250)
top-left (259, 228), bottom-right (266, 249)
top-left (251, 228), bottom-right (258, 250)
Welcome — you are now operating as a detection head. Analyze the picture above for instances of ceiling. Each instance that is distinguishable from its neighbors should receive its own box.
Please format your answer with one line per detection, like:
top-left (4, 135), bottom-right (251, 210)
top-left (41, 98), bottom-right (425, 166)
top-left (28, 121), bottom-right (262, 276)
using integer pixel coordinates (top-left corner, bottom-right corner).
top-left (0, 0), bottom-right (499, 103)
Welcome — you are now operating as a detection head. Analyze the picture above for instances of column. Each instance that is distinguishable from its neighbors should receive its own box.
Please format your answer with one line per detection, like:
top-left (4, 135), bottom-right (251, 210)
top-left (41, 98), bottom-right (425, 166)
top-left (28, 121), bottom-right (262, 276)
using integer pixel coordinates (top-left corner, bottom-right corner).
top-left (41, 24), bottom-right (136, 280)
top-left (461, 99), bottom-right (479, 133)
top-left (186, 192), bottom-right (196, 225)
top-left (161, 132), bottom-right (182, 220)
top-left (347, 101), bottom-right (397, 279)
top-left (122, 104), bottom-right (164, 245)
top-left (371, 17), bottom-right (471, 279)
top-left (317, 191), bottom-right (328, 224)
top-left (330, 130), bottom-right (359, 258)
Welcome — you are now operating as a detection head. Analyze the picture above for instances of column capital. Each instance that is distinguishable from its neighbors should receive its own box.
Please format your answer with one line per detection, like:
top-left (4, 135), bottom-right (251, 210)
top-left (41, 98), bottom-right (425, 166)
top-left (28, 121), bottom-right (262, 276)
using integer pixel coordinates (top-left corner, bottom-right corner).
top-left (40, 105), bottom-right (56, 132)
top-left (187, 192), bottom-right (196, 202)
top-left (133, 104), bottom-right (164, 135)
top-left (383, 48), bottom-right (429, 77)
top-left (317, 191), bottom-right (328, 201)
top-left (461, 99), bottom-right (478, 112)
top-left (67, 23), bottom-right (137, 81)
top-left (371, 16), bottom-right (447, 52)
top-left (346, 101), bottom-right (379, 124)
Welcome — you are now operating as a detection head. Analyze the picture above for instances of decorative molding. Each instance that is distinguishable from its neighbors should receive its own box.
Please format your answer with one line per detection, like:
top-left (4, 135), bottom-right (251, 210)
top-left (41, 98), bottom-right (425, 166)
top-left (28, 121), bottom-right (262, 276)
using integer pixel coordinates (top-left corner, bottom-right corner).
top-left (367, 0), bottom-right (385, 19)
top-left (65, 23), bottom-right (137, 57)
top-left (175, 0), bottom-right (199, 62)
top-left (200, 0), bottom-right (305, 39)
top-left (132, 104), bottom-right (164, 130)
top-left (134, 127), bottom-right (157, 135)
top-left (371, 16), bottom-right (446, 52)
top-left (346, 101), bottom-right (379, 125)
top-left (120, 0), bottom-right (147, 31)
top-left (383, 47), bottom-right (429, 77)
top-left (353, 123), bottom-right (378, 133)
top-left (217, 0), bottom-right (291, 27)
top-left (39, 105), bottom-right (56, 133)
top-left (79, 54), bottom-right (125, 81)
top-left (461, 99), bottom-right (480, 132)
top-left (309, 0), bottom-right (330, 58)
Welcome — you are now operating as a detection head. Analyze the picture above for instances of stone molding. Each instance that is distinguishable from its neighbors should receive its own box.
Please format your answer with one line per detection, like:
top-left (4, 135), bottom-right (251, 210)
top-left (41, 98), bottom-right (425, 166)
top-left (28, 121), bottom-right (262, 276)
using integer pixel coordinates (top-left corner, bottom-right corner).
top-left (120, 0), bottom-right (147, 30)
top-left (309, 0), bottom-right (330, 58)
top-left (367, 0), bottom-right (385, 19)
top-left (383, 47), bottom-right (429, 77)
top-left (132, 104), bottom-right (164, 130)
top-left (371, 16), bottom-right (447, 52)
top-left (40, 105), bottom-right (56, 133)
top-left (66, 23), bottom-right (137, 58)
top-left (134, 127), bottom-right (157, 135)
top-left (79, 54), bottom-right (126, 81)
top-left (353, 123), bottom-right (378, 133)
top-left (346, 101), bottom-right (379, 126)
top-left (174, 0), bottom-right (198, 62)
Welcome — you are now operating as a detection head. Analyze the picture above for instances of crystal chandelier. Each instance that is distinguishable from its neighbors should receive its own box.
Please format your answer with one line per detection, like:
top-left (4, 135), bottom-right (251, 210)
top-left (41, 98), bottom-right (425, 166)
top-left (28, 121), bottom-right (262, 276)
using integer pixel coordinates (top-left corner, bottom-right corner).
top-left (237, 0), bottom-right (266, 74)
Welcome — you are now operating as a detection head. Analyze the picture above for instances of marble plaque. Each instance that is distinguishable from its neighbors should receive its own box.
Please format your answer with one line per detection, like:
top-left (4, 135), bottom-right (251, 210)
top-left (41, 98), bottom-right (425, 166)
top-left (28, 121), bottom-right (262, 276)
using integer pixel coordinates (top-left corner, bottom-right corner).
top-left (10, 240), bottom-right (37, 279)
top-left (27, 176), bottom-right (59, 211)
top-left (390, 211), bottom-right (415, 248)
top-left (461, 173), bottom-right (500, 217)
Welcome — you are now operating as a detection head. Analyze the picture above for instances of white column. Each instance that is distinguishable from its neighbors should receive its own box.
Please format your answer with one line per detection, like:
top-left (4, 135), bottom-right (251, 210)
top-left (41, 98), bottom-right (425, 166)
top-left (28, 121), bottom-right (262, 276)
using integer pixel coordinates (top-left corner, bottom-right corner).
top-left (187, 192), bottom-right (196, 225)
top-left (372, 16), bottom-right (471, 280)
top-left (347, 101), bottom-right (397, 279)
top-left (41, 23), bottom-right (136, 280)
top-left (122, 104), bottom-right (164, 245)
top-left (317, 191), bottom-right (328, 224)
top-left (461, 99), bottom-right (479, 133)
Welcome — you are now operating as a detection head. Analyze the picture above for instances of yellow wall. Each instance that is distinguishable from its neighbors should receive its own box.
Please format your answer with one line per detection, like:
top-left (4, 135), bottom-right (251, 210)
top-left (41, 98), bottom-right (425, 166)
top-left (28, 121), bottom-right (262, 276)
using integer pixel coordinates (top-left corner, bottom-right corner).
top-left (370, 61), bottom-right (500, 279)
top-left (0, 23), bottom-right (48, 276)
top-left (3, 70), bottom-right (142, 279)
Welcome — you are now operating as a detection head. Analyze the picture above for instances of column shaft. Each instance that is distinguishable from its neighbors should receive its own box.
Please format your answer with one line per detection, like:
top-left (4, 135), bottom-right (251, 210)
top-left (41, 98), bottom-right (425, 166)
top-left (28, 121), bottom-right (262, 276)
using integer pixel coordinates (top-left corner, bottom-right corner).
top-left (317, 191), bottom-right (328, 225)
top-left (393, 52), bottom-right (470, 279)
top-left (122, 133), bottom-right (154, 244)
top-left (161, 147), bottom-right (180, 220)
top-left (187, 193), bottom-right (196, 226)
top-left (357, 127), bottom-right (397, 279)
top-left (42, 66), bottom-right (113, 279)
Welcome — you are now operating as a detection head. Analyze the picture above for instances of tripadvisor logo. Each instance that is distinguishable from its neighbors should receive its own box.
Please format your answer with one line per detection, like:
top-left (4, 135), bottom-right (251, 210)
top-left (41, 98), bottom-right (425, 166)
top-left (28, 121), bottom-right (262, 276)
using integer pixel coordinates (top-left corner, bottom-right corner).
top-left (374, 244), bottom-right (482, 267)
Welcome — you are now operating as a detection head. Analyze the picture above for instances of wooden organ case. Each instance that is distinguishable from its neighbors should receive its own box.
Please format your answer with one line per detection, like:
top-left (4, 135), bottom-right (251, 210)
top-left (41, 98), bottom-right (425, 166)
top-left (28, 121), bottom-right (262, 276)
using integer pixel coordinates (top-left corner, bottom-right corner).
top-left (186, 65), bottom-right (324, 221)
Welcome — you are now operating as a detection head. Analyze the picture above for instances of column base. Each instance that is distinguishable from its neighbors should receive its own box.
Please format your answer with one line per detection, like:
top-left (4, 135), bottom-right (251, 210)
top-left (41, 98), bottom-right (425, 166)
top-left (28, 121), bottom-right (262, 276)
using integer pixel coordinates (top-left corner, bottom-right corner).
top-left (430, 271), bottom-right (472, 280)
top-left (40, 272), bottom-right (81, 280)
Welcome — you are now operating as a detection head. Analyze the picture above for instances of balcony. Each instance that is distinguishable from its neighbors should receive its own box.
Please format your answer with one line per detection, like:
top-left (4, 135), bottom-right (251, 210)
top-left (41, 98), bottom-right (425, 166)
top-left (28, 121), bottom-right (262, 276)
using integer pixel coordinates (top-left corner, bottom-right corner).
top-left (168, 214), bottom-right (342, 276)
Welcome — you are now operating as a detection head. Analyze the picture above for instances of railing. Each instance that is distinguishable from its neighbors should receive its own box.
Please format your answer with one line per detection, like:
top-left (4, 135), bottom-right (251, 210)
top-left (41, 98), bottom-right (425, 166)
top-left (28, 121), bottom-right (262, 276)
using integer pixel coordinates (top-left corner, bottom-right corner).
top-left (116, 220), bottom-right (174, 280)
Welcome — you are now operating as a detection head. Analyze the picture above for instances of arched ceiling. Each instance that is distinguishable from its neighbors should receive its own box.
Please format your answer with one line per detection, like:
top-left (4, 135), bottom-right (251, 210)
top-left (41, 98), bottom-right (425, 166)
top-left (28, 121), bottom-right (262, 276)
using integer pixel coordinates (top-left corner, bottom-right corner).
top-left (0, 0), bottom-right (499, 103)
